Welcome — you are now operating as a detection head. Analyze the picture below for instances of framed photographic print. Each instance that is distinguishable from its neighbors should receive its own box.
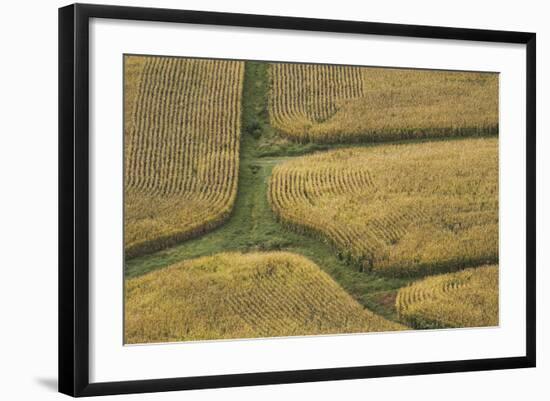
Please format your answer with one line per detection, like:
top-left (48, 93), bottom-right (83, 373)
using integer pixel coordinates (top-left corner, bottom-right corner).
top-left (58, 3), bottom-right (536, 397)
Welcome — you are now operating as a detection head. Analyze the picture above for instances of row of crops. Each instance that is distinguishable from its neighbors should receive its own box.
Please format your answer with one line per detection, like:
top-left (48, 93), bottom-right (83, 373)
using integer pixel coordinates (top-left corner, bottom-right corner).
top-left (126, 252), bottom-right (403, 344)
top-left (124, 57), bottom-right (244, 258)
top-left (269, 63), bottom-right (499, 143)
top-left (396, 265), bottom-right (499, 329)
top-left (269, 139), bottom-right (498, 277)
top-left (124, 55), bottom-right (500, 343)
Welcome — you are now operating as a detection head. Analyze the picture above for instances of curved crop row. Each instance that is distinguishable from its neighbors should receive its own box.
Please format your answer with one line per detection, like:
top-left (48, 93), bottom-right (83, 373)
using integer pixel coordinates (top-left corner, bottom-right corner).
top-left (269, 63), bottom-right (498, 143)
top-left (269, 138), bottom-right (498, 277)
top-left (125, 252), bottom-right (404, 343)
top-left (124, 56), bottom-right (245, 258)
top-left (395, 265), bottom-right (498, 328)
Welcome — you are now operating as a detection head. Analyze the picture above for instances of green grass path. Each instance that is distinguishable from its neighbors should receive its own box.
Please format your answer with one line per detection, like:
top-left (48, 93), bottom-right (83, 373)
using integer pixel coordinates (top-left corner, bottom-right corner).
top-left (125, 62), bottom-right (413, 322)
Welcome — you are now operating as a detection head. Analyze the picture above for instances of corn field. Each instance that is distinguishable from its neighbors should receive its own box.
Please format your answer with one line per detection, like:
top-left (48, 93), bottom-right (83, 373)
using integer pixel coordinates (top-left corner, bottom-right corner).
top-left (395, 265), bottom-right (499, 328)
top-left (269, 63), bottom-right (499, 143)
top-left (124, 56), bottom-right (244, 258)
top-left (269, 138), bottom-right (499, 277)
top-left (124, 56), bottom-right (500, 341)
top-left (125, 252), bottom-right (404, 343)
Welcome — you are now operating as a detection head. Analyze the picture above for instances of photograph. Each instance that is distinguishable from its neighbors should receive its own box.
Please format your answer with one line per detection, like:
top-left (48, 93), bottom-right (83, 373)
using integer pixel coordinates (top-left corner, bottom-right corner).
top-left (123, 55), bottom-right (499, 344)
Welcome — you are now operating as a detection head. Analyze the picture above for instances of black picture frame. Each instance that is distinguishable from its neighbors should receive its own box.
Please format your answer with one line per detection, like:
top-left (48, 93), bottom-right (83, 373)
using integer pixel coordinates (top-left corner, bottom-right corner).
top-left (58, 3), bottom-right (536, 397)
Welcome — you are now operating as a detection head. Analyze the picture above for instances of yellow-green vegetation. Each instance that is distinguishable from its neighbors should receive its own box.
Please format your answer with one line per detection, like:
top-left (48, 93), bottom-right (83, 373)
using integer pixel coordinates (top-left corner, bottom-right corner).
top-left (269, 138), bottom-right (498, 277)
top-left (124, 56), bottom-right (244, 258)
top-left (269, 63), bottom-right (498, 143)
top-left (125, 252), bottom-right (404, 344)
top-left (396, 265), bottom-right (498, 328)
top-left (124, 59), bottom-right (500, 342)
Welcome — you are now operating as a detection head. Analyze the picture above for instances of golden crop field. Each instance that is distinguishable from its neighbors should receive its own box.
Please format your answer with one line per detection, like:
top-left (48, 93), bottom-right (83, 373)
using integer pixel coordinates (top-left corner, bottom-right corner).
top-left (269, 63), bottom-right (498, 143)
top-left (125, 252), bottom-right (404, 344)
top-left (124, 56), bottom-right (500, 343)
top-left (269, 138), bottom-right (498, 277)
top-left (395, 265), bottom-right (498, 328)
top-left (124, 56), bottom-right (245, 258)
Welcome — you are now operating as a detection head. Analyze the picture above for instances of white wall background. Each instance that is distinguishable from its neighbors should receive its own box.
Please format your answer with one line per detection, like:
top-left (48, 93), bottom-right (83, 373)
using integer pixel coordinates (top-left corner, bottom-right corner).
top-left (0, 0), bottom-right (546, 399)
